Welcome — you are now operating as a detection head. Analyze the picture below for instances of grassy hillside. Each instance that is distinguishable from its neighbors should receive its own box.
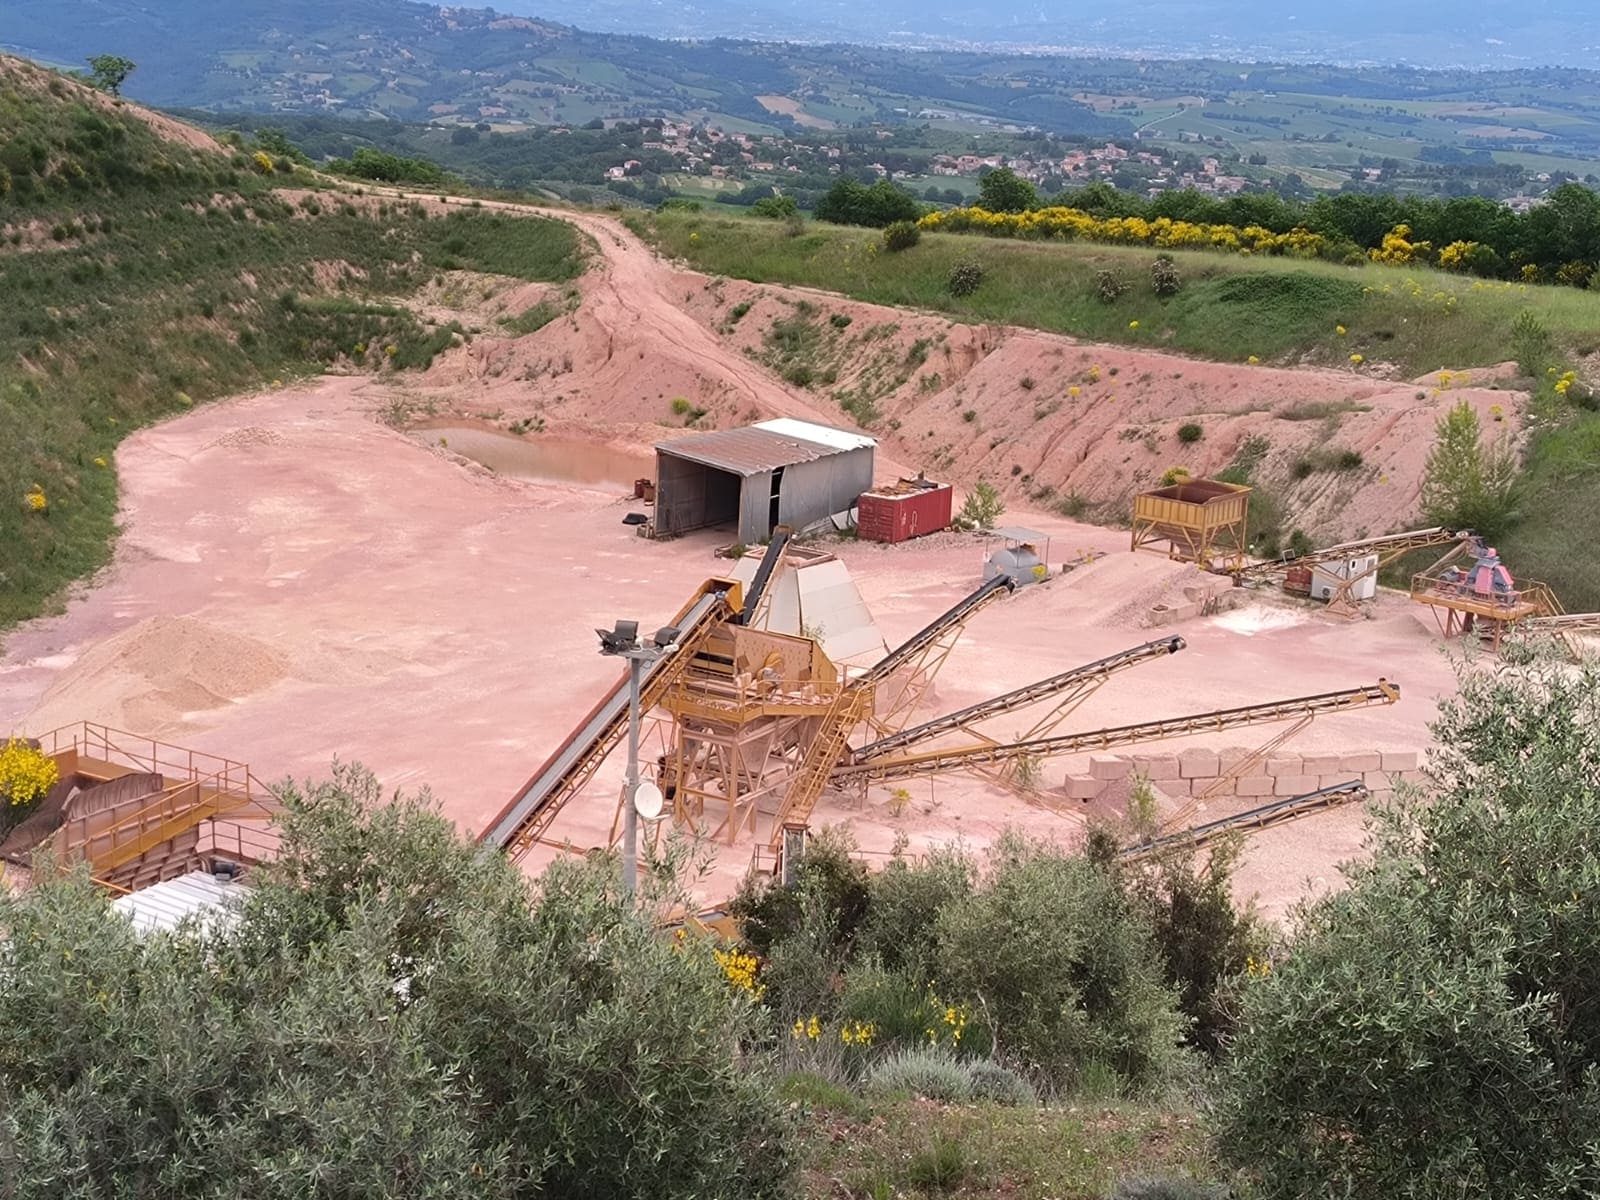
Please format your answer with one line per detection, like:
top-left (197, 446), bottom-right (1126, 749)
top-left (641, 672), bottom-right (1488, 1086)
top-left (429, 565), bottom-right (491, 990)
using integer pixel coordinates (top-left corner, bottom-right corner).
top-left (0, 57), bottom-right (585, 629)
top-left (637, 208), bottom-right (1600, 376)
top-left (636, 208), bottom-right (1600, 609)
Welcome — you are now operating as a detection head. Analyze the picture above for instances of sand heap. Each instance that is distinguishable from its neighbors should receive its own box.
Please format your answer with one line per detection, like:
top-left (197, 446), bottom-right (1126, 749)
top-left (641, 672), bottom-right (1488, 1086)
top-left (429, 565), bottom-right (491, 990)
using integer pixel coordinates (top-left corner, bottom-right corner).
top-left (27, 617), bottom-right (289, 736)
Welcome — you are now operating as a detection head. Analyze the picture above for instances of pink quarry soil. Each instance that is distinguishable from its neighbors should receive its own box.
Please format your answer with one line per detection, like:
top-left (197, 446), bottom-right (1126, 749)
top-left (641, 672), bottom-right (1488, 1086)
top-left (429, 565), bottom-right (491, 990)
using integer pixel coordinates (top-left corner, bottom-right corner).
top-left (0, 204), bottom-right (1475, 919)
top-left (0, 376), bottom-right (1456, 918)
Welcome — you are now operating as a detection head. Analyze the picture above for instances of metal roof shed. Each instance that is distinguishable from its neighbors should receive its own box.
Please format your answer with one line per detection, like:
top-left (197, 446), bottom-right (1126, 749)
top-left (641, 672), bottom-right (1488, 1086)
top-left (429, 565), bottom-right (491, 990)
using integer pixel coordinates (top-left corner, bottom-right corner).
top-left (653, 419), bottom-right (875, 544)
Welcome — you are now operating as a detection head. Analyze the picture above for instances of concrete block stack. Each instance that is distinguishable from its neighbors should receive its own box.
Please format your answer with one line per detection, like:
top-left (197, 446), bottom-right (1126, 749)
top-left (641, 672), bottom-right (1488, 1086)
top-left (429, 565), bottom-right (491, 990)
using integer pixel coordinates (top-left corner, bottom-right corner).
top-left (1061, 747), bottom-right (1423, 805)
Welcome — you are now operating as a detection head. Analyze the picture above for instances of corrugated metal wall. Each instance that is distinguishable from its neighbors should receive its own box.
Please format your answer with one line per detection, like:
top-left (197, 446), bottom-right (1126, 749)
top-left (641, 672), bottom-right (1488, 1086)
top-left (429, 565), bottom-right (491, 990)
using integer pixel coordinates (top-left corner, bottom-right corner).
top-left (776, 447), bottom-right (873, 534)
top-left (658, 445), bottom-right (873, 542)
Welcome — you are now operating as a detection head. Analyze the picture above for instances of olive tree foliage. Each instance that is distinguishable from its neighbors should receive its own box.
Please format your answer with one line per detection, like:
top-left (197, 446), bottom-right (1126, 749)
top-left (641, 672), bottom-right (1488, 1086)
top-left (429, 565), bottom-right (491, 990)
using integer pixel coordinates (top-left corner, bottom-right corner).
top-left (1216, 657), bottom-right (1600, 1200)
top-left (934, 833), bottom-right (1188, 1090)
top-left (0, 763), bottom-right (795, 1199)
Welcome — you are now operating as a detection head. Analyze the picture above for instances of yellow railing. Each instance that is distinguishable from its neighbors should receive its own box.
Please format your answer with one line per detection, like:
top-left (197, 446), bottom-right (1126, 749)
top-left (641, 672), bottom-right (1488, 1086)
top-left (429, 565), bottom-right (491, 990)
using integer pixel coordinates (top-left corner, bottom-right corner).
top-left (31, 721), bottom-right (266, 797)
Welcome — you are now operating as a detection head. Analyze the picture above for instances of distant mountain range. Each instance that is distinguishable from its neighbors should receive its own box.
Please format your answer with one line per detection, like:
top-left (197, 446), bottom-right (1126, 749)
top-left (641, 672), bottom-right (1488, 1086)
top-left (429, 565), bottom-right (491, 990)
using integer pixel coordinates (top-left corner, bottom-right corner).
top-left (6, 0), bottom-right (1599, 138)
top-left (510, 0), bottom-right (1596, 68)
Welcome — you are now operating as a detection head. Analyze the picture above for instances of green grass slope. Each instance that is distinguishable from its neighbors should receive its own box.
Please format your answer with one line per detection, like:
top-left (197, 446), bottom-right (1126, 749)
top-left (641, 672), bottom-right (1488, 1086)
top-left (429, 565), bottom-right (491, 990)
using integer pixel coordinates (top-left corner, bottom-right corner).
top-left (636, 208), bottom-right (1600, 377)
top-left (636, 208), bottom-right (1600, 610)
top-left (0, 56), bottom-right (585, 630)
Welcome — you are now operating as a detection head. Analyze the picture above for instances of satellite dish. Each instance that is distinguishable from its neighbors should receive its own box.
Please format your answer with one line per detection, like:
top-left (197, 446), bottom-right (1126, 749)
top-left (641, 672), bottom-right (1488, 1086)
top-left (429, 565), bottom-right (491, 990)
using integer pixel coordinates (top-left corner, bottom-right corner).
top-left (633, 782), bottom-right (664, 821)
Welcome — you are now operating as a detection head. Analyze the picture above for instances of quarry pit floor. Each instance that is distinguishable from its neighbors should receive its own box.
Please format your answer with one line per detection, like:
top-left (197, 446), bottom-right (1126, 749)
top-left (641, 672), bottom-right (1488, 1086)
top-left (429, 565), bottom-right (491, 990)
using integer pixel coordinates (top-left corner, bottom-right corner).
top-left (0, 374), bottom-right (1467, 918)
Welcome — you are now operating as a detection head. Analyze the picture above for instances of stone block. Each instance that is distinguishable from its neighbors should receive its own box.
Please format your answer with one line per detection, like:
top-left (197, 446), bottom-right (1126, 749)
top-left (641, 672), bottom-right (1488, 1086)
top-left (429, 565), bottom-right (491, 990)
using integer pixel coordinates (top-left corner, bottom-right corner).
top-left (1341, 752), bottom-right (1382, 773)
top-left (1274, 775), bottom-right (1318, 797)
top-left (1266, 757), bottom-right (1304, 777)
top-left (1141, 756), bottom-right (1180, 781)
top-left (1302, 754), bottom-right (1342, 775)
top-left (1218, 748), bottom-right (1251, 774)
top-left (1381, 750), bottom-right (1419, 773)
top-left (1064, 775), bottom-right (1106, 800)
top-left (1363, 770), bottom-right (1394, 791)
top-left (1089, 754), bottom-right (1132, 781)
top-left (1179, 749), bottom-right (1220, 779)
top-left (1236, 775), bottom-right (1276, 798)
top-left (1186, 776), bottom-right (1223, 799)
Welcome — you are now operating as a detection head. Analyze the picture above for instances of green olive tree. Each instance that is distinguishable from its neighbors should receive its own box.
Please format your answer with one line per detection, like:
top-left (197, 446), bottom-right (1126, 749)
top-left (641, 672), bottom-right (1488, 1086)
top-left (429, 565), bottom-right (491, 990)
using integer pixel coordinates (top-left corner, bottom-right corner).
top-left (0, 763), bottom-right (795, 1198)
top-left (1216, 657), bottom-right (1600, 1199)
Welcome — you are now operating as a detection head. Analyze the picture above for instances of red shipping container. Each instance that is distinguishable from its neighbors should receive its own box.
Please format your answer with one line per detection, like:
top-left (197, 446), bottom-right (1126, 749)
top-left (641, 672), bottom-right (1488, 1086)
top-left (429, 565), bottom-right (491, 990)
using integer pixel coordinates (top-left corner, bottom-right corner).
top-left (858, 481), bottom-right (953, 543)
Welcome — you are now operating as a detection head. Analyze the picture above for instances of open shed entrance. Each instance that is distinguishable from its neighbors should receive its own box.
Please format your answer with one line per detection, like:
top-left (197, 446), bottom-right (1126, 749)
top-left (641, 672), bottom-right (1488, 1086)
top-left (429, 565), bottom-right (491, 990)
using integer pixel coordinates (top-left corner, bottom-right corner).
top-left (656, 455), bottom-right (742, 535)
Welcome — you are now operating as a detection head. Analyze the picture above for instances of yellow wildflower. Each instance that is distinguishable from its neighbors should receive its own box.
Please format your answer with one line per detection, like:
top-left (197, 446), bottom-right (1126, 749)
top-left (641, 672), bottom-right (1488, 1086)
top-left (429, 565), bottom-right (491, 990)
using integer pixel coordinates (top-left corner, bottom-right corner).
top-left (1128, 320), bottom-right (1139, 330)
top-left (1336, 325), bottom-right (1347, 336)
top-left (1068, 386), bottom-right (1081, 396)
top-left (712, 947), bottom-right (765, 999)
top-left (1247, 355), bottom-right (1259, 364)
top-left (1350, 354), bottom-right (1364, 365)
top-left (0, 738), bottom-right (59, 807)
top-left (24, 487), bottom-right (46, 513)
top-left (92, 456), bottom-right (107, 467)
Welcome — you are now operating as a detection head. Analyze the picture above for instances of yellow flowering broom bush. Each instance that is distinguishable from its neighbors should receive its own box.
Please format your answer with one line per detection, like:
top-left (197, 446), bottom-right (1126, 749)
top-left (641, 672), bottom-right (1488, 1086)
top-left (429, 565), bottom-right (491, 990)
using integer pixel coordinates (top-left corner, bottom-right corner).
top-left (920, 204), bottom-right (1330, 260)
top-left (0, 739), bottom-right (58, 811)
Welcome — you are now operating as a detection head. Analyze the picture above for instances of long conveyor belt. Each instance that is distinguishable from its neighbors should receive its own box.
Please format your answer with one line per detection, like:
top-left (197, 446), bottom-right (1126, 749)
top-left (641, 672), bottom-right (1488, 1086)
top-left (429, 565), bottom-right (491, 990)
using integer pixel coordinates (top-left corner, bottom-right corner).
top-left (856, 574), bottom-right (1015, 689)
top-left (832, 679), bottom-right (1401, 785)
top-left (853, 636), bottom-right (1186, 763)
top-left (481, 588), bottom-right (727, 856)
top-left (1120, 780), bottom-right (1369, 861)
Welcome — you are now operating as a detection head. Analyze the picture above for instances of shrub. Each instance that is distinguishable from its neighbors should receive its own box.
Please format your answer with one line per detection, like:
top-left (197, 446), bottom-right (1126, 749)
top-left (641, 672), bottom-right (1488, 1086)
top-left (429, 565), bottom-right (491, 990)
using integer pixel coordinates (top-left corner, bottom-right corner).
top-left (1217, 658), bottom-right (1600, 1199)
top-left (727, 300), bottom-right (752, 323)
top-left (859, 848), bottom-right (976, 981)
top-left (1151, 254), bottom-right (1182, 297)
top-left (1510, 310), bottom-right (1553, 379)
top-left (0, 765), bottom-right (797, 1198)
top-left (670, 397), bottom-right (692, 415)
top-left (947, 259), bottom-right (985, 297)
top-left (813, 177), bottom-right (921, 228)
top-left (1160, 466), bottom-right (1191, 487)
top-left (866, 1048), bottom-right (974, 1102)
top-left (0, 738), bottom-right (59, 833)
top-left (1112, 834), bottom-right (1267, 1057)
top-left (751, 194), bottom-right (798, 220)
top-left (1095, 269), bottom-right (1129, 304)
top-left (934, 833), bottom-right (1186, 1088)
top-left (954, 480), bottom-right (1005, 530)
top-left (882, 220), bottom-right (921, 252)
top-left (829, 312), bottom-right (852, 329)
top-left (907, 1133), bottom-right (972, 1191)
top-left (1176, 422), bottom-right (1203, 444)
top-left (966, 1059), bottom-right (1038, 1106)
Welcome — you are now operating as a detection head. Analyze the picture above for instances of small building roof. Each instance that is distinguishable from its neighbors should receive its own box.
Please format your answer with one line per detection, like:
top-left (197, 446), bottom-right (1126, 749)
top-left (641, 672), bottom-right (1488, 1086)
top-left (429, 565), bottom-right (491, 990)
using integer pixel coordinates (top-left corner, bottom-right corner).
top-left (656, 420), bottom-right (875, 478)
top-left (992, 526), bottom-right (1049, 543)
top-left (111, 870), bottom-right (248, 936)
top-left (752, 418), bottom-right (875, 453)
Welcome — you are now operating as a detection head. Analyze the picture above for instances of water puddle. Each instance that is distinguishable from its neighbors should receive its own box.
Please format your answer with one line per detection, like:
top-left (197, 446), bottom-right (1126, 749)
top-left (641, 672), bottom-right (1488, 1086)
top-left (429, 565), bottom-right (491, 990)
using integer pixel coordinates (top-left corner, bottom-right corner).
top-left (412, 424), bottom-right (649, 492)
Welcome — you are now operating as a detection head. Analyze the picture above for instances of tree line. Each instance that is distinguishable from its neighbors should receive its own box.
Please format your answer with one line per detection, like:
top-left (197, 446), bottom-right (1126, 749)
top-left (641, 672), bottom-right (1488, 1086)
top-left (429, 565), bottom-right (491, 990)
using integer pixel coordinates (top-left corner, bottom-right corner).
top-left (808, 167), bottom-right (1600, 284)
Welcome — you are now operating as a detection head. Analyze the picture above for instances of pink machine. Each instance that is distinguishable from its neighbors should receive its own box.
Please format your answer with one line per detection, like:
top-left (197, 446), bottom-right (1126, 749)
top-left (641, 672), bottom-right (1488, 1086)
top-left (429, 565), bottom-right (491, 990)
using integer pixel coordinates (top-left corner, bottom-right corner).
top-left (1437, 540), bottom-right (1516, 604)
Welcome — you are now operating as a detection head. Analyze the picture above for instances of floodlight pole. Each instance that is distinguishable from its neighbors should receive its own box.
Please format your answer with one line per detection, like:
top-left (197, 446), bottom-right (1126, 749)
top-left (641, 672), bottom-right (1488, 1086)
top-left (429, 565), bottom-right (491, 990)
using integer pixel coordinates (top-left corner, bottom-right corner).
top-left (622, 652), bottom-right (643, 897)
